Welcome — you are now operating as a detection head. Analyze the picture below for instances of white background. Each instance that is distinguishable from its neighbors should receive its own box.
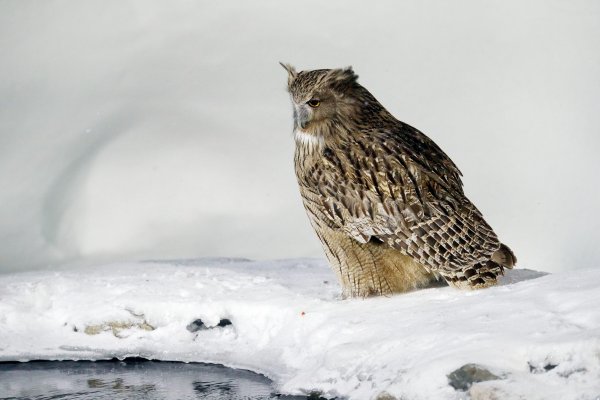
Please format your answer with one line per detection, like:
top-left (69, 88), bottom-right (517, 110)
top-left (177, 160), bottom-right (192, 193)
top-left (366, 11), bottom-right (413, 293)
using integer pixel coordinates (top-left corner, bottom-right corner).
top-left (1, 0), bottom-right (599, 273)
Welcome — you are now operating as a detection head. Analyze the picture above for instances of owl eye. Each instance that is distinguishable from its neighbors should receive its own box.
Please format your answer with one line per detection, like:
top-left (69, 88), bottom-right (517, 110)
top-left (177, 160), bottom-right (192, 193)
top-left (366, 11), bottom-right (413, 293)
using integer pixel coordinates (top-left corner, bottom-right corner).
top-left (307, 99), bottom-right (321, 108)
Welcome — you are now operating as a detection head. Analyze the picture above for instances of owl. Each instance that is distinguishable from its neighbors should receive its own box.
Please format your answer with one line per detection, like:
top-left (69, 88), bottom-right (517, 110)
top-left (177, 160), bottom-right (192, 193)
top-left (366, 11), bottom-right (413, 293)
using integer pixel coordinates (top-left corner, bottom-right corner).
top-left (281, 64), bottom-right (517, 298)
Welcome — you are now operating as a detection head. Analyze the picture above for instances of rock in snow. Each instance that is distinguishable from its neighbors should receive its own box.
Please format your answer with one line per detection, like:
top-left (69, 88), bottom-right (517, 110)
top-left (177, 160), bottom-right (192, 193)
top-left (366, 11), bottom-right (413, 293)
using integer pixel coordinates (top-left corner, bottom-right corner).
top-left (447, 364), bottom-right (501, 391)
top-left (0, 258), bottom-right (599, 400)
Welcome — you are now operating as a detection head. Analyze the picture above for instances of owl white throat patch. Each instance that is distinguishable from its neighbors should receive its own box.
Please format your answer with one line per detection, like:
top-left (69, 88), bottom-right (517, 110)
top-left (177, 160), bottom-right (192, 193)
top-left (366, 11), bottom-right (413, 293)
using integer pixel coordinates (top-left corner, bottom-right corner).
top-left (294, 129), bottom-right (324, 150)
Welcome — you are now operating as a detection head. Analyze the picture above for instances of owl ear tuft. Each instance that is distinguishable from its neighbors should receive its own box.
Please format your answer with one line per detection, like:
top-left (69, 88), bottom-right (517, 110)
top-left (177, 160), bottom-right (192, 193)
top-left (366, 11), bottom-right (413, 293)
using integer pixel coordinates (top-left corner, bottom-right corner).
top-left (279, 62), bottom-right (297, 86)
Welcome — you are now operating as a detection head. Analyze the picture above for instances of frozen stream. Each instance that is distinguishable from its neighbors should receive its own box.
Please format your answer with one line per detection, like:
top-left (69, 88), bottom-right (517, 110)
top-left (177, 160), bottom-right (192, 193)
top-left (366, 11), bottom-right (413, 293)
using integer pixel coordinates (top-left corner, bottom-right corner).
top-left (0, 359), bottom-right (309, 400)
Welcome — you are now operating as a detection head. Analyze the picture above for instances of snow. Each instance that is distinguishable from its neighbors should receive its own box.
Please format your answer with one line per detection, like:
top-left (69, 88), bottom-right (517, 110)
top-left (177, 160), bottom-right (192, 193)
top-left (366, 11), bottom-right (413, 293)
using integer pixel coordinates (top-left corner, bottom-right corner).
top-left (1, 258), bottom-right (599, 400)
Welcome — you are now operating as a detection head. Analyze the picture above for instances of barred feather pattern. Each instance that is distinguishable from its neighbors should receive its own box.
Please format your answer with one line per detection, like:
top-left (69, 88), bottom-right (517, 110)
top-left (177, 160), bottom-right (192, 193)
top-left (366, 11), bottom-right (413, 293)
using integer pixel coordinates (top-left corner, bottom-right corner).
top-left (288, 67), bottom-right (516, 296)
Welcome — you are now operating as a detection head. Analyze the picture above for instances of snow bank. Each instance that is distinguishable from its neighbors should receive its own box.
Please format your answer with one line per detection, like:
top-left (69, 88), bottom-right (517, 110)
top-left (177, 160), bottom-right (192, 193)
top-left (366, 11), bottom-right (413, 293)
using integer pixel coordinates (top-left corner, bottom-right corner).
top-left (1, 258), bottom-right (599, 399)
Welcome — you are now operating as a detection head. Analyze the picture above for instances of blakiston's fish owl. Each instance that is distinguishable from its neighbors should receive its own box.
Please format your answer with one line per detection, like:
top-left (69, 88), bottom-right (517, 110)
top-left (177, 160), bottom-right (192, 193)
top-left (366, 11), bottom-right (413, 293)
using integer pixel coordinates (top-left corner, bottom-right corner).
top-left (282, 64), bottom-right (516, 297)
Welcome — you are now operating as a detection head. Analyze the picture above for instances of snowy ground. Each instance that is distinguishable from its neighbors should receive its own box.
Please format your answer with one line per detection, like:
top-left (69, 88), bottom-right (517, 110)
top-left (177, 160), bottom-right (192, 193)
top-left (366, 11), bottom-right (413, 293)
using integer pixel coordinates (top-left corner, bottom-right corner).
top-left (1, 258), bottom-right (599, 400)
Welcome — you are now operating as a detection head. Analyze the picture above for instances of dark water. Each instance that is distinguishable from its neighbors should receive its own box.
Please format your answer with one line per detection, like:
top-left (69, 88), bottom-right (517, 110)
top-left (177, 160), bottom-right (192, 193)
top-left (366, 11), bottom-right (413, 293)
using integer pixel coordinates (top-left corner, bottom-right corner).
top-left (0, 359), bottom-right (311, 400)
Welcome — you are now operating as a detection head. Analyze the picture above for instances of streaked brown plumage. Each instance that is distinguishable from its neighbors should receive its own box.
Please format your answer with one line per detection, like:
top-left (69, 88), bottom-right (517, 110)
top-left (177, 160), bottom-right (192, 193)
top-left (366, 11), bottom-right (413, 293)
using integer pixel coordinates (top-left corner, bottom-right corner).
top-left (282, 64), bottom-right (516, 297)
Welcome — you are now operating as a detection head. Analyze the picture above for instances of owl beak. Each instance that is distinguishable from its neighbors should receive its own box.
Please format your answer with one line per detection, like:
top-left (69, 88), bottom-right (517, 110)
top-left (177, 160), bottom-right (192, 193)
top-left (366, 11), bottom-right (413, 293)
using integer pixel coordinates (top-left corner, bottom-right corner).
top-left (294, 104), bottom-right (311, 130)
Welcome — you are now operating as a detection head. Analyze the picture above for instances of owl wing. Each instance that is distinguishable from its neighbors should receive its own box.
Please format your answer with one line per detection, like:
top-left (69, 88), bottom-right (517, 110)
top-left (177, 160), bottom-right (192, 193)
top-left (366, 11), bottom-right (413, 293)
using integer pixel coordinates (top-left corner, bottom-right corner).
top-left (314, 124), bottom-right (501, 272)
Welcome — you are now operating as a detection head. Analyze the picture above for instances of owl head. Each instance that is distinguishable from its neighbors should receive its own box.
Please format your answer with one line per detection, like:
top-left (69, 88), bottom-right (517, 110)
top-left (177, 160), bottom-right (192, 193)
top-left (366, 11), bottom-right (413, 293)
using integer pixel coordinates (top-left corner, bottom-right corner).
top-left (280, 64), bottom-right (367, 133)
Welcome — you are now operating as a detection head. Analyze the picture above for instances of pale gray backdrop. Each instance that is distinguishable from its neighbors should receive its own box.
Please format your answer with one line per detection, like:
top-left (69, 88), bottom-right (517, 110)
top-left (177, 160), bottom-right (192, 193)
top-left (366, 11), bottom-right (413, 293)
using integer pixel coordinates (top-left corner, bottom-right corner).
top-left (1, 0), bottom-right (599, 273)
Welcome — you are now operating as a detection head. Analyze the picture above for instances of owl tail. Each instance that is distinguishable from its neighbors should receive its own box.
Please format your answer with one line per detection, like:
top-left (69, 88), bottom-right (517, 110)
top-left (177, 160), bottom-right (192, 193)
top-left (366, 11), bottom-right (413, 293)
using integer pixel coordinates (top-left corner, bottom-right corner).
top-left (491, 243), bottom-right (517, 269)
top-left (444, 243), bottom-right (517, 289)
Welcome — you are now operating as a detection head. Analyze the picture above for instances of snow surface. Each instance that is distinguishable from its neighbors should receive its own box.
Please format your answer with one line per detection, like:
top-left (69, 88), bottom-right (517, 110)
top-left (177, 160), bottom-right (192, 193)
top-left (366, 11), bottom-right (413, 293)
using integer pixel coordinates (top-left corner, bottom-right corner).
top-left (1, 258), bottom-right (599, 399)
